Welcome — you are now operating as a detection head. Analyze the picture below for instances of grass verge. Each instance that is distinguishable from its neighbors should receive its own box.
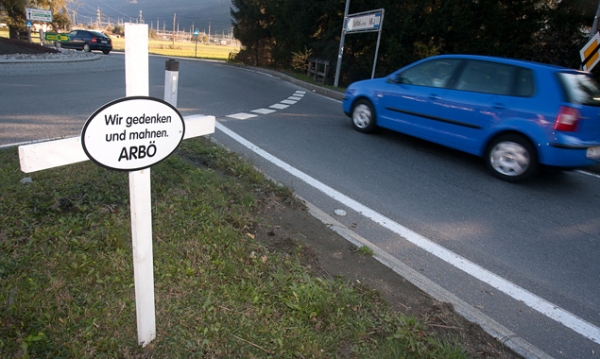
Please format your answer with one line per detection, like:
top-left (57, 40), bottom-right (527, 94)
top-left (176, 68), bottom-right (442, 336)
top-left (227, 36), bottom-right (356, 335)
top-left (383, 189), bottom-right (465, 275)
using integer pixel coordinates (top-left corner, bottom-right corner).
top-left (0, 138), bottom-right (469, 358)
top-left (110, 37), bottom-right (238, 61)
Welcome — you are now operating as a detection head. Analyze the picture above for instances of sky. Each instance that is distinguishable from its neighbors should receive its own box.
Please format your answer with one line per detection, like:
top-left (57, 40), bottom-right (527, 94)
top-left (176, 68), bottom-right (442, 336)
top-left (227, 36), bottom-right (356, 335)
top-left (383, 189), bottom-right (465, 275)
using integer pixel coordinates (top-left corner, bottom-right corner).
top-left (74, 0), bottom-right (233, 34)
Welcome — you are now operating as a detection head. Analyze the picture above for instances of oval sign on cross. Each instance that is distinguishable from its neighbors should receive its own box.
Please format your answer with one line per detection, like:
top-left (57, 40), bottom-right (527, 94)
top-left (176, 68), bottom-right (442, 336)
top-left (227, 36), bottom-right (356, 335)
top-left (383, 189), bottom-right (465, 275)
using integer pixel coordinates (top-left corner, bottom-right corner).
top-left (81, 96), bottom-right (185, 171)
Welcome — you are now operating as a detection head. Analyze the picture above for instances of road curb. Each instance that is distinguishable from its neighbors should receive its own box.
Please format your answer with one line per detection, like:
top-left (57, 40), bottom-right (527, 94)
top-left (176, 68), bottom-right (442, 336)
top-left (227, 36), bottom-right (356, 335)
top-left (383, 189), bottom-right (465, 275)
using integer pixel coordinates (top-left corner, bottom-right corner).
top-left (303, 199), bottom-right (555, 359)
top-left (0, 53), bottom-right (100, 64)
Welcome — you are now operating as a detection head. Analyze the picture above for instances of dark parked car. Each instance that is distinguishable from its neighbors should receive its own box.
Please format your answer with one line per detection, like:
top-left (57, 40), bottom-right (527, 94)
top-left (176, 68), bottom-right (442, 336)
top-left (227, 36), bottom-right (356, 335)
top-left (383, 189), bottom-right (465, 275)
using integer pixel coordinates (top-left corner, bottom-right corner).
top-left (61, 30), bottom-right (112, 54)
top-left (342, 54), bottom-right (600, 182)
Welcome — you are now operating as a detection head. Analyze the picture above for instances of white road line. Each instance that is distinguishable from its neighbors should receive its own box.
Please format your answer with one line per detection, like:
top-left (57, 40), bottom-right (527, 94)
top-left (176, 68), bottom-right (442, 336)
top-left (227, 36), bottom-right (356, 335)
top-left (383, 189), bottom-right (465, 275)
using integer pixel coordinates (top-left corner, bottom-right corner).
top-left (280, 100), bottom-right (297, 105)
top-left (288, 96), bottom-right (303, 101)
top-left (215, 121), bottom-right (600, 345)
top-left (270, 104), bottom-right (289, 110)
top-left (252, 108), bottom-right (277, 115)
top-left (226, 113), bottom-right (257, 120)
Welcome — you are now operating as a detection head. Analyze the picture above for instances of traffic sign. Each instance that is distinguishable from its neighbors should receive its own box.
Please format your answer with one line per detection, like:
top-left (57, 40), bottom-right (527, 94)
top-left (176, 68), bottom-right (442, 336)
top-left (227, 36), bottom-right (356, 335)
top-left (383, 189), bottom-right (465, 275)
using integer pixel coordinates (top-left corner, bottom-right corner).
top-left (26, 8), bottom-right (52, 22)
top-left (26, 21), bottom-right (32, 29)
top-left (194, 29), bottom-right (199, 36)
top-left (580, 32), bottom-right (600, 72)
top-left (44, 33), bottom-right (69, 42)
top-left (346, 10), bottom-right (383, 33)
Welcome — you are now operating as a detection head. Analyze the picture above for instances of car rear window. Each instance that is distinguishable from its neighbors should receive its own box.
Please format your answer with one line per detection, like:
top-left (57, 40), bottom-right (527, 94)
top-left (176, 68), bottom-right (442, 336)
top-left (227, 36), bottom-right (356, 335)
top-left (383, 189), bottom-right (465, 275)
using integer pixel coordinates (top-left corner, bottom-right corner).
top-left (558, 72), bottom-right (600, 107)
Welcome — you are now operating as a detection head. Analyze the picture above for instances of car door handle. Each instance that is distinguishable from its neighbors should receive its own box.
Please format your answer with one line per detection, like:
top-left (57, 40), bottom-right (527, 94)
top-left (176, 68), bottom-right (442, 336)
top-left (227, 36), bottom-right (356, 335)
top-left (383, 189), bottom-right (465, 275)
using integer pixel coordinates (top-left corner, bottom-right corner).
top-left (492, 102), bottom-right (506, 109)
top-left (429, 94), bottom-right (441, 100)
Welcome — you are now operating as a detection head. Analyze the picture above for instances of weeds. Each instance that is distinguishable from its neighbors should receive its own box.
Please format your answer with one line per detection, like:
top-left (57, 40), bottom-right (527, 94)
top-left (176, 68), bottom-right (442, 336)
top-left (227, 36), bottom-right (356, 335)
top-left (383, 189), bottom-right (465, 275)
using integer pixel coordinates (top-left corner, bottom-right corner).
top-left (355, 246), bottom-right (375, 256)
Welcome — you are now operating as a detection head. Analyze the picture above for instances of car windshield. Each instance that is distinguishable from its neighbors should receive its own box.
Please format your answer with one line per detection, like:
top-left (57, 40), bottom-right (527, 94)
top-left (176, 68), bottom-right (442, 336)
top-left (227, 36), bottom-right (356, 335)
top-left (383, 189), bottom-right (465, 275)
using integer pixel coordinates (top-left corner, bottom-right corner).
top-left (558, 72), bottom-right (600, 107)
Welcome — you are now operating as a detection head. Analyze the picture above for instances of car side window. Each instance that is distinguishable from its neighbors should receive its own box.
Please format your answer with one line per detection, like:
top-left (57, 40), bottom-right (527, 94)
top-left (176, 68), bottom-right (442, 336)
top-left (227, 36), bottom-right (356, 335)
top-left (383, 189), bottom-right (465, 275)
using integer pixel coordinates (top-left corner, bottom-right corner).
top-left (456, 61), bottom-right (515, 95)
top-left (396, 59), bottom-right (461, 88)
top-left (514, 68), bottom-right (534, 97)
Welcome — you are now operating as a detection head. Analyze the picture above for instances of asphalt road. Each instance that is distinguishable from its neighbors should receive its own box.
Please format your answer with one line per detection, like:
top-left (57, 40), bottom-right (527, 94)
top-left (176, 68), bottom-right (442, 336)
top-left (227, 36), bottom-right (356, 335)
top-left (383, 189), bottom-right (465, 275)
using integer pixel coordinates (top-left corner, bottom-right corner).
top-left (2, 53), bottom-right (600, 359)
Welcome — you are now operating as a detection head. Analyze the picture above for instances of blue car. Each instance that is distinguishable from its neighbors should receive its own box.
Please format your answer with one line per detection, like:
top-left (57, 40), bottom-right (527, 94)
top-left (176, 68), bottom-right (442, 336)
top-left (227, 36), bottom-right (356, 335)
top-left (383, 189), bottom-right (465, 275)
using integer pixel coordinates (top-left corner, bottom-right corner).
top-left (342, 54), bottom-right (600, 182)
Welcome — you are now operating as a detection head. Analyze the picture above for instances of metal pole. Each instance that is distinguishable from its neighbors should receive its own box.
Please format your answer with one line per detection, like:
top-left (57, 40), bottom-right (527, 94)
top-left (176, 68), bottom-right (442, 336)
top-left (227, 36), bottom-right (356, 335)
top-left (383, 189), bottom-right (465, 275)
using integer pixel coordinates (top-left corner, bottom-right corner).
top-left (592, 1), bottom-right (600, 39)
top-left (371, 10), bottom-right (384, 79)
top-left (334, 0), bottom-right (351, 88)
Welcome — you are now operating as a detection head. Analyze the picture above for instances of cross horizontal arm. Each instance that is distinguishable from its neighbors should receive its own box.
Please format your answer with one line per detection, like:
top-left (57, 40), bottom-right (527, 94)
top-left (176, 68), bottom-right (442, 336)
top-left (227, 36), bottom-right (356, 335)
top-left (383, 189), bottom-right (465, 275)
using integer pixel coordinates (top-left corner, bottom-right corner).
top-left (19, 115), bottom-right (215, 173)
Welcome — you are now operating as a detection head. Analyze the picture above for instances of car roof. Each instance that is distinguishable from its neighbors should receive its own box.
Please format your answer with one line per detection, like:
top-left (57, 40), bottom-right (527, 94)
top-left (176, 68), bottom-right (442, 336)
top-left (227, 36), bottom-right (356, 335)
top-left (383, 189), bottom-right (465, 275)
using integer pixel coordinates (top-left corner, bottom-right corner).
top-left (424, 54), bottom-right (575, 73)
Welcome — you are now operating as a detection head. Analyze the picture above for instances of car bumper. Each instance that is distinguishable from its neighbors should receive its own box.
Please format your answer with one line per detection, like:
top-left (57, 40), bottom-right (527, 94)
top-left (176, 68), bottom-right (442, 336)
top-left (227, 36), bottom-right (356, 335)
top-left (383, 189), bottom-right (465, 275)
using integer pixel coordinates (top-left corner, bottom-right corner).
top-left (541, 143), bottom-right (600, 168)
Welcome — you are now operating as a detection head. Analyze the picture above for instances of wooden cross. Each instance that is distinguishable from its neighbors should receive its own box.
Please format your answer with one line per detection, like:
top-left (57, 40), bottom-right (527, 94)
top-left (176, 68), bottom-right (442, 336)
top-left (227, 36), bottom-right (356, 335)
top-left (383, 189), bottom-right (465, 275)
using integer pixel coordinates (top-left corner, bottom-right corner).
top-left (18, 24), bottom-right (215, 346)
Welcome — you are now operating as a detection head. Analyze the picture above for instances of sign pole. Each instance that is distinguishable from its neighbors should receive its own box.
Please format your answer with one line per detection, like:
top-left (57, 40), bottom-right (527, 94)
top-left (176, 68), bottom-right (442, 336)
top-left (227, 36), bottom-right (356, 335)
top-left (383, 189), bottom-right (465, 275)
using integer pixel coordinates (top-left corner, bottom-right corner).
top-left (124, 23), bottom-right (156, 346)
top-left (334, 0), bottom-right (350, 88)
top-left (371, 9), bottom-right (384, 79)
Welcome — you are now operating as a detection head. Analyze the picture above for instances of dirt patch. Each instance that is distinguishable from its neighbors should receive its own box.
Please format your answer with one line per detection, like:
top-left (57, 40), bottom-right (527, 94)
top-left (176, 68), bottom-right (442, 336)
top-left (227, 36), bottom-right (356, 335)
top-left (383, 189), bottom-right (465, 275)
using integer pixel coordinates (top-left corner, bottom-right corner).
top-left (254, 196), bottom-right (522, 359)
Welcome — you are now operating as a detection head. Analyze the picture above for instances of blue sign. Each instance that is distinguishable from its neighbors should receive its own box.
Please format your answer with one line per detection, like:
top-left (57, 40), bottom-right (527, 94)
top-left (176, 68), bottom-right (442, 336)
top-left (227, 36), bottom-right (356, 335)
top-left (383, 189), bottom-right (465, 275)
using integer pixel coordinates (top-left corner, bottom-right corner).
top-left (193, 29), bottom-right (199, 36)
top-left (26, 21), bottom-right (33, 28)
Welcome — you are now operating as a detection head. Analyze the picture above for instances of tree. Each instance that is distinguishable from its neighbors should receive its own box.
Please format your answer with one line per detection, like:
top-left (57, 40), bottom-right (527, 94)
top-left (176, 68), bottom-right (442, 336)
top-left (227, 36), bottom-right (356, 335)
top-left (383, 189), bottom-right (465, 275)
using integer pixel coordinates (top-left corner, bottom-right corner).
top-left (231, 0), bottom-right (273, 66)
top-left (1, 0), bottom-right (26, 39)
top-left (534, 0), bottom-right (598, 68)
top-left (1, 0), bottom-right (71, 39)
top-left (229, 0), bottom-right (598, 85)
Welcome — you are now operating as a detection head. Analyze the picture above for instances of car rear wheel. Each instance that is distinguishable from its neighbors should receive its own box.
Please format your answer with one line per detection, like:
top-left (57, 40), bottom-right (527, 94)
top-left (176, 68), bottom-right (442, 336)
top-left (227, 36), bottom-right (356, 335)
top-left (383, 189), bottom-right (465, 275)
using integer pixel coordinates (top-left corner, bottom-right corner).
top-left (485, 134), bottom-right (538, 182)
top-left (351, 99), bottom-right (377, 133)
top-left (83, 44), bottom-right (91, 52)
top-left (102, 50), bottom-right (110, 55)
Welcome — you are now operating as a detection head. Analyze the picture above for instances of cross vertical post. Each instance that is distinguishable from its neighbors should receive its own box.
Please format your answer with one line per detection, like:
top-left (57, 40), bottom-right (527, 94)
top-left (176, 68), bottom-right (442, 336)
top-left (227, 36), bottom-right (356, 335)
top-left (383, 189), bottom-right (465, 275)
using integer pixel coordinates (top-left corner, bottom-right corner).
top-left (124, 23), bottom-right (155, 346)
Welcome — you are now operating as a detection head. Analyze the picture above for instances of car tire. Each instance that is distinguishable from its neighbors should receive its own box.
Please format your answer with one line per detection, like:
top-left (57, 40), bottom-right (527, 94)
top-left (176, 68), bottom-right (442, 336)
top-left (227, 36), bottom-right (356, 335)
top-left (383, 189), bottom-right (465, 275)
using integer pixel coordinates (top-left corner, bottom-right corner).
top-left (102, 50), bottom-right (110, 55)
top-left (351, 99), bottom-right (377, 133)
top-left (83, 43), bottom-right (91, 52)
top-left (485, 134), bottom-right (538, 182)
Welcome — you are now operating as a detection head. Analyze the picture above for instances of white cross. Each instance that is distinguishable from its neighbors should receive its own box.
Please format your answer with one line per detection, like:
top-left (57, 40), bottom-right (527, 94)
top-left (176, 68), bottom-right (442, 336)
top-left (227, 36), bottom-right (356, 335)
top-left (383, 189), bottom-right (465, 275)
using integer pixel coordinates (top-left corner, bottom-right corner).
top-left (18, 24), bottom-right (215, 346)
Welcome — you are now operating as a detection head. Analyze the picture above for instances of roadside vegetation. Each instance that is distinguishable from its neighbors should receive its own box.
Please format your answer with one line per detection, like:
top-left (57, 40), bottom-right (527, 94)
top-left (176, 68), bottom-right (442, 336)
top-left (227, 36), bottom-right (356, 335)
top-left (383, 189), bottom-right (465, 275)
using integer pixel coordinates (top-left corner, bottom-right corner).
top-left (110, 36), bottom-right (239, 61)
top-left (0, 138), bottom-right (471, 358)
top-left (0, 29), bottom-right (238, 61)
top-left (231, 0), bottom-right (598, 85)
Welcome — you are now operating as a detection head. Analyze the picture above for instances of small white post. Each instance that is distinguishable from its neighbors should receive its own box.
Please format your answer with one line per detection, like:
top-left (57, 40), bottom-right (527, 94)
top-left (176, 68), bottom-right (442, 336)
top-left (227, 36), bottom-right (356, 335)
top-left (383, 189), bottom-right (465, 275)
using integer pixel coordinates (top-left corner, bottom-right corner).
top-left (164, 59), bottom-right (179, 107)
top-left (125, 23), bottom-right (156, 347)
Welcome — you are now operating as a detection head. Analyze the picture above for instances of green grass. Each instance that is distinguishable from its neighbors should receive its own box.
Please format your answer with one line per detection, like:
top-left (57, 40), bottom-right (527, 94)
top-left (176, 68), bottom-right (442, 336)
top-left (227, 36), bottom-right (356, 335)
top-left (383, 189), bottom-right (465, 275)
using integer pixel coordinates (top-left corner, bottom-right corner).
top-left (0, 138), bottom-right (469, 358)
top-left (111, 36), bottom-right (239, 61)
top-left (0, 29), bottom-right (239, 61)
top-left (355, 246), bottom-right (375, 256)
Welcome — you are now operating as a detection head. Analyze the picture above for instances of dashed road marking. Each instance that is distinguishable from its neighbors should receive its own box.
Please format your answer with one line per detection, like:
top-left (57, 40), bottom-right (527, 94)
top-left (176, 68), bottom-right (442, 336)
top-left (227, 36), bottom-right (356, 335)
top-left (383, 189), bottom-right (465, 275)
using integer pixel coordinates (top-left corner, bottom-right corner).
top-left (252, 108), bottom-right (277, 115)
top-left (226, 112), bottom-right (257, 120)
top-left (224, 91), bottom-right (305, 120)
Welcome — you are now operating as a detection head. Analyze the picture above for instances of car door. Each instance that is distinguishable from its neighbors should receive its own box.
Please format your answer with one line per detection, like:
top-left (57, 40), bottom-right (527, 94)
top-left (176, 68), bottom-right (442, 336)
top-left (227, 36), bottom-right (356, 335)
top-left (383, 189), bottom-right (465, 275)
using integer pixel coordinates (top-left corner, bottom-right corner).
top-left (437, 60), bottom-right (522, 152)
top-left (375, 58), bottom-right (466, 145)
top-left (62, 30), bottom-right (82, 49)
top-left (380, 59), bottom-right (522, 154)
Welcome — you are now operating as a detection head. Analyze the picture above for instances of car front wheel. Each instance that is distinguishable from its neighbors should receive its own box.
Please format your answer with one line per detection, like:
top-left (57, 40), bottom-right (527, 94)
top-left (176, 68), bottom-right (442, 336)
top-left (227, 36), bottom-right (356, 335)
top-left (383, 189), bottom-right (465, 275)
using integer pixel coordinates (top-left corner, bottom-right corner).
top-left (351, 99), bottom-right (376, 133)
top-left (485, 134), bottom-right (538, 182)
top-left (83, 43), bottom-right (91, 52)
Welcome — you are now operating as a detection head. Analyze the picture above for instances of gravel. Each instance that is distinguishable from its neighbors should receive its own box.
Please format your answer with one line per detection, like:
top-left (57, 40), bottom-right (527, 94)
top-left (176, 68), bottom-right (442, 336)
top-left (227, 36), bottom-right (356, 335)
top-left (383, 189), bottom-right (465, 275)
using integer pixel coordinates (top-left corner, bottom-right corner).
top-left (0, 48), bottom-right (97, 62)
